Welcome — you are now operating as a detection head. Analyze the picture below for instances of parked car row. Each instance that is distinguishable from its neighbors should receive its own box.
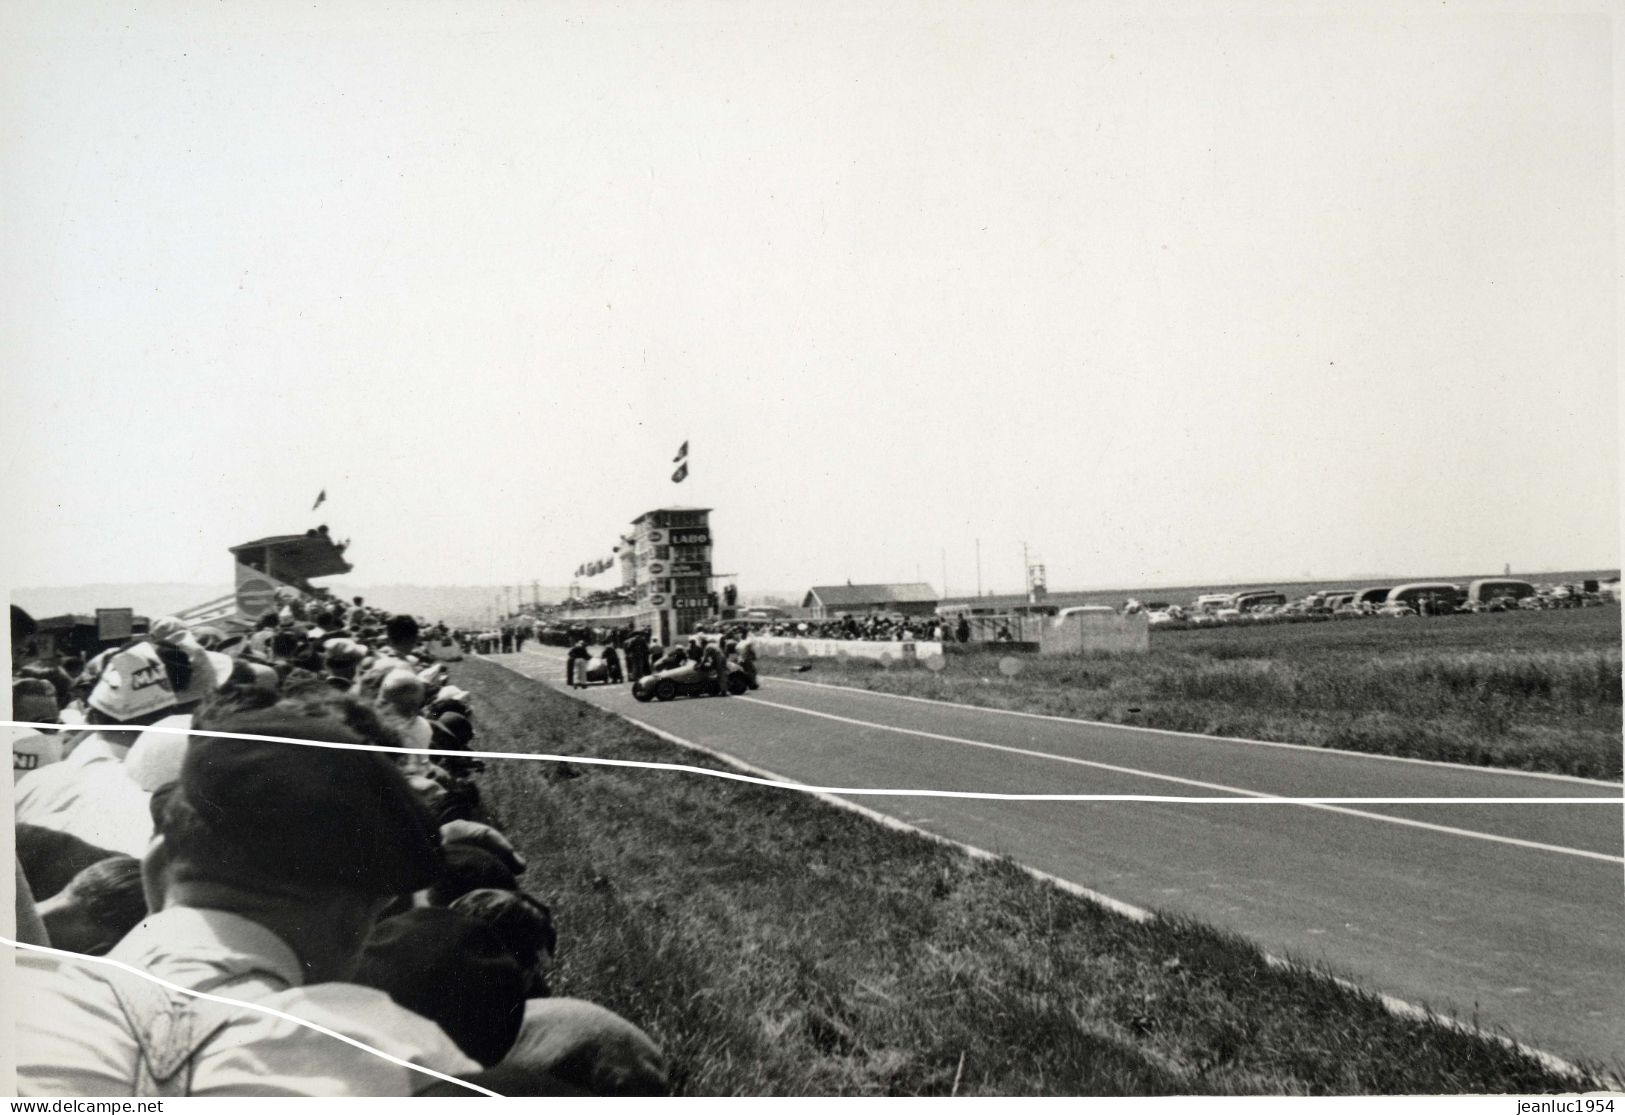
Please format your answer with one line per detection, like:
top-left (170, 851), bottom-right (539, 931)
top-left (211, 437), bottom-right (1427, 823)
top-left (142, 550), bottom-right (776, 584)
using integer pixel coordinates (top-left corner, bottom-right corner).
top-left (1146, 578), bottom-right (1617, 628)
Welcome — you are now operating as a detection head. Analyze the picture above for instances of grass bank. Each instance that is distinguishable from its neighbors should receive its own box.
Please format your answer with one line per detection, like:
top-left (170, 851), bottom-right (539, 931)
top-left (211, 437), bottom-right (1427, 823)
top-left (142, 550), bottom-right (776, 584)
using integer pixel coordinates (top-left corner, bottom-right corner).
top-left (460, 657), bottom-right (1602, 1095)
top-left (758, 608), bottom-right (1622, 780)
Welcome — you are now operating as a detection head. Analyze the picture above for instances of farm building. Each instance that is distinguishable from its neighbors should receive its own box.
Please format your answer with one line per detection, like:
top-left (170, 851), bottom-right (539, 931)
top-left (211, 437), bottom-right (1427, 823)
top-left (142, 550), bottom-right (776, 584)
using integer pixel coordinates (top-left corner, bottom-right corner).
top-left (802, 582), bottom-right (940, 618)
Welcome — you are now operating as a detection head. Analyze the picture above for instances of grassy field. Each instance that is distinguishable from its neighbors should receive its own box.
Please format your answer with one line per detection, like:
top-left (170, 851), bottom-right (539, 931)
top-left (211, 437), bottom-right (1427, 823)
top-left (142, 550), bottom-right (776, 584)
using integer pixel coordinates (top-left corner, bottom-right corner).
top-left (757, 607), bottom-right (1623, 780)
top-left (461, 657), bottom-right (1604, 1096)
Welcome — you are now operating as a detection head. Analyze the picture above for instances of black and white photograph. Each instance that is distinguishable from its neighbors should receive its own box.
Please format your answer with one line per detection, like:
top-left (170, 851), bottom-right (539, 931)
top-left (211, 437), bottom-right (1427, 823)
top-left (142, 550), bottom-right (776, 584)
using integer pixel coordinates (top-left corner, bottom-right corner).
top-left (3, 0), bottom-right (1620, 1102)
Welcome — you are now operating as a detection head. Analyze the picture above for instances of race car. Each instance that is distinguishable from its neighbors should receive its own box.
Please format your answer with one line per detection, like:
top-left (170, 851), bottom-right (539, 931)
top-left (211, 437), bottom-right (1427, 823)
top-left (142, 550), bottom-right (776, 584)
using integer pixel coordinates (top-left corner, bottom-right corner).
top-left (632, 660), bottom-right (750, 702)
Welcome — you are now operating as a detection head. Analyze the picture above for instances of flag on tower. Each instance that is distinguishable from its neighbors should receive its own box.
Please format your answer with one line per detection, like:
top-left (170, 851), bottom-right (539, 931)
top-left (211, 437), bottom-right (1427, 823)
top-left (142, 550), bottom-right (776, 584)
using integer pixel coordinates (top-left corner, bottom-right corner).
top-left (312, 489), bottom-right (327, 511)
top-left (673, 440), bottom-right (688, 463)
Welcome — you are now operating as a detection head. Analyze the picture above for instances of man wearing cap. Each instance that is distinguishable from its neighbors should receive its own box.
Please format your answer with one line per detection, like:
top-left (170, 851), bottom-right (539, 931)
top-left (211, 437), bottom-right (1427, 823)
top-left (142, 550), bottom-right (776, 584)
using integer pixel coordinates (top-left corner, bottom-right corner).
top-left (14, 639), bottom-right (212, 857)
top-left (15, 707), bottom-right (480, 1097)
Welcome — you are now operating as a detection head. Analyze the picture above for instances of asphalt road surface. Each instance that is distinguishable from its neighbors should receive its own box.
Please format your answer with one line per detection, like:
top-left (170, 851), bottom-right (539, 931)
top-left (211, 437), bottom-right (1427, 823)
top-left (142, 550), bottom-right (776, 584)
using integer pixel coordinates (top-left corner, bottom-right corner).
top-left (494, 646), bottom-right (1624, 1068)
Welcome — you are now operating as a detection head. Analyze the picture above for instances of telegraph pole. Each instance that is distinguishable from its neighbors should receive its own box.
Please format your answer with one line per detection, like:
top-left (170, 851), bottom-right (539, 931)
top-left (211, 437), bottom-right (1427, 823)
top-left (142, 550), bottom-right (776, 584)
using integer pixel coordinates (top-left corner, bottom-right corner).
top-left (941, 548), bottom-right (948, 599)
top-left (975, 538), bottom-right (982, 598)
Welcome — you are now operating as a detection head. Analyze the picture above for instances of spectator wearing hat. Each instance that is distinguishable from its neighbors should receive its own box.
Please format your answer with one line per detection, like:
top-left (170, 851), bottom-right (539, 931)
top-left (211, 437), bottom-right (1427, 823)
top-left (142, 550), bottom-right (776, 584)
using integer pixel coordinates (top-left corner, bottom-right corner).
top-left (15, 642), bottom-right (184, 857)
top-left (451, 888), bottom-right (557, 998)
top-left (15, 707), bottom-right (478, 1097)
top-left (424, 843), bottom-right (517, 907)
top-left (354, 908), bottom-right (527, 1067)
top-left (323, 638), bottom-right (365, 692)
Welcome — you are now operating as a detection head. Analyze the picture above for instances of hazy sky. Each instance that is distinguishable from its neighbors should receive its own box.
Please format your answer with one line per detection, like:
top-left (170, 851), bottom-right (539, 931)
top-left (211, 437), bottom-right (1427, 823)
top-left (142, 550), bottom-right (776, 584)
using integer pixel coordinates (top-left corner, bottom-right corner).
top-left (2, 1), bottom-right (1616, 598)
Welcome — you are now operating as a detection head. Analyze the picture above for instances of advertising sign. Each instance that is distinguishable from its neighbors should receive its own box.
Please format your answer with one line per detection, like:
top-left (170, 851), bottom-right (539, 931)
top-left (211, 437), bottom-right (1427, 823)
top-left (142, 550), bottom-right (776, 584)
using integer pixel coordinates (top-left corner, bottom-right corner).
top-left (236, 575), bottom-right (280, 617)
top-left (670, 529), bottom-right (710, 546)
top-left (675, 595), bottom-right (715, 610)
top-left (96, 608), bottom-right (134, 642)
top-left (668, 562), bottom-right (711, 577)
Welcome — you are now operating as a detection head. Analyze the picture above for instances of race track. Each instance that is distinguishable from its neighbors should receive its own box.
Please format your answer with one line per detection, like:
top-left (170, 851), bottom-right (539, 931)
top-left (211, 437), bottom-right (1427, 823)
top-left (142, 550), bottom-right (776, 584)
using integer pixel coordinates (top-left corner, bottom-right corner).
top-left (493, 645), bottom-right (1624, 1068)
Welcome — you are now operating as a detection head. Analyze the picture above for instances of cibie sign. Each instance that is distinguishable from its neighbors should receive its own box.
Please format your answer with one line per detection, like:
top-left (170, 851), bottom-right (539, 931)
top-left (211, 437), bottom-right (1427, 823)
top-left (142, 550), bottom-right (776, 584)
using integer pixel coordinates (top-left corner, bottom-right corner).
top-left (675, 595), bottom-right (714, 610)
top-left (670, 530), bottom-right (710, 546)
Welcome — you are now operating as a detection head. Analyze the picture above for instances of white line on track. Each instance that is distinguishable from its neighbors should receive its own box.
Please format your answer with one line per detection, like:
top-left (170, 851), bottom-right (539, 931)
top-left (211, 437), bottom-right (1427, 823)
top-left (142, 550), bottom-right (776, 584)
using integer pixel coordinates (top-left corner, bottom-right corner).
top-left (492, 660), bottom-right (1603, 1088)
top-left (734, 696), bottom-right (1625, 864)
top-left (762, 674), bottom-right (1623, 788)
top-left (13, 717), bottom-right (1611, 808)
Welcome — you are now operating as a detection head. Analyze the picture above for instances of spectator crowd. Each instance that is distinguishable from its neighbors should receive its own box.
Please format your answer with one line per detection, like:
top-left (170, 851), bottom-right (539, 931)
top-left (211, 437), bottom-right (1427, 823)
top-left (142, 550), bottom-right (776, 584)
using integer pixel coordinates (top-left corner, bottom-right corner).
top-left (11, 589), bottom-right (668, 1097)
top-left (697, 613), bottom-right (969, 645)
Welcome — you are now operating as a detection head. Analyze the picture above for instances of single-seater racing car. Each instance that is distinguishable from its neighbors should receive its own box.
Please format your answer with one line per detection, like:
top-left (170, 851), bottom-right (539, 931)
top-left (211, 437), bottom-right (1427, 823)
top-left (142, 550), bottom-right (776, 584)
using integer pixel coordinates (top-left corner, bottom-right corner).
top-left (632, 660), bottom-right (749, 702)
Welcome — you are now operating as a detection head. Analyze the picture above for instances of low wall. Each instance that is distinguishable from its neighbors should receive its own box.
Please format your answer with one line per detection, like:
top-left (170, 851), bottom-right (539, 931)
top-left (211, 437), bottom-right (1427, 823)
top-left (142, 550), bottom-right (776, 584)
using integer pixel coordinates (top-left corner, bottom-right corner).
top-left (1038, 612), bottom-right (1150, 655)
top-left (755, 636), bottom-right (944, 662)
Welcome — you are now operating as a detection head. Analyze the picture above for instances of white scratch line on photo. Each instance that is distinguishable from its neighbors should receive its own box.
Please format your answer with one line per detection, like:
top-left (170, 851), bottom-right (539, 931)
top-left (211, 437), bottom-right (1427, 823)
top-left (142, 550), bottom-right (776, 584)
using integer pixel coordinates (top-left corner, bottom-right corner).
top-left (4, 720), bottom-right (1619, 863)
top-left (1, 936), bottom-right (501, 1097)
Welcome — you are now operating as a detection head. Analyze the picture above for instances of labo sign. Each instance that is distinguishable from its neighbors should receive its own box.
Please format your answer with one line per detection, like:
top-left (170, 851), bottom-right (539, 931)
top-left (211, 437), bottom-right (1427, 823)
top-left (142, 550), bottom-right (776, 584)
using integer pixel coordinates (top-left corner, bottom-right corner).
top-left (670, 530), bottom-right (710, 546)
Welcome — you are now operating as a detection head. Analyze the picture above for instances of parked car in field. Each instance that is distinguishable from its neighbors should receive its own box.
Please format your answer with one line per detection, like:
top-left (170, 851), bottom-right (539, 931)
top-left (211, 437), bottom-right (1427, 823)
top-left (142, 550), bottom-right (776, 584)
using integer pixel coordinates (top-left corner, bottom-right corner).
top-left (1234, 591), bottom-right (1287, 613)
top-left (632, 660), bottom-right (749, 702)
top-left (1376, 600), bottom-right (1417, 618)
top-left (1386, 582), bottom-right (1463, 615)
top-left (1465, 578), bottom-right (1535, 608)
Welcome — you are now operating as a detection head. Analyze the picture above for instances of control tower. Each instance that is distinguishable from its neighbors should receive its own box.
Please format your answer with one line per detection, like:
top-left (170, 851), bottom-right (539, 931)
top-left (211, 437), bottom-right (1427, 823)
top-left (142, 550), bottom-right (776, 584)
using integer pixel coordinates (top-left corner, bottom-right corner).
top-left (627, 506), bottom-right (715, 645)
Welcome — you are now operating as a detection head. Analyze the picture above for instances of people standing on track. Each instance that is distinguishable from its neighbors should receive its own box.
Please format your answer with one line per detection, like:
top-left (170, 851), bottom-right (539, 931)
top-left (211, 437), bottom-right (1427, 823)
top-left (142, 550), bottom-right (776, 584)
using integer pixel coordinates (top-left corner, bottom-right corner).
top-left (697, 637), bottom-right (728, 697)
top-left (601, 643), bottom-right (623, 685)
top-left (734, 633), bottom-right (759, 690)
top-left (566, 639), bottom-right (590, 689)
top-left (625, 630), bottom-right (650, 682)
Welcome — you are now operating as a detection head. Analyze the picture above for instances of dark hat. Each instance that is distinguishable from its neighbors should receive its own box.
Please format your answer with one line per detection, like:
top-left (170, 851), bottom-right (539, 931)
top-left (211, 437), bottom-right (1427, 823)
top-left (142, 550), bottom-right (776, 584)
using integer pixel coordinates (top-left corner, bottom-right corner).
top-left (427, 843), bottom-right (518, 907)
top-left (355, 908), bottom-right (526, 1067)
top-left (173, 709), bottom-right (443, 896)
top-left (427, 719), bottom-right (465, 752)
top-left (435, 711), bottom-right (475, 748)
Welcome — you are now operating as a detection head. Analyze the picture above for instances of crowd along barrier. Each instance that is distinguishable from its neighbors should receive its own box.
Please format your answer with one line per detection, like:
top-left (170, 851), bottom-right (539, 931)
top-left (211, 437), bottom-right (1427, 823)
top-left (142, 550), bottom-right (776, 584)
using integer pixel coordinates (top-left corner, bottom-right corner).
top-left (754, 636), bottom-right (944, 663)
